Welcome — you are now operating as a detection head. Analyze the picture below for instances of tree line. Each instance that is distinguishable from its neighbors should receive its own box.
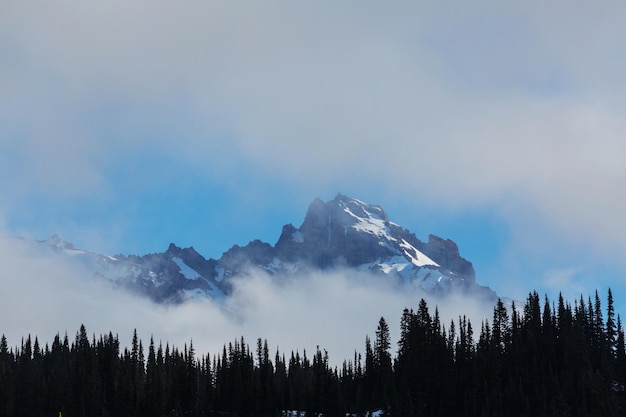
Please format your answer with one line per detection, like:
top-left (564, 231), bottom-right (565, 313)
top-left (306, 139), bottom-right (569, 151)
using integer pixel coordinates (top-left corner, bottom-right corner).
top-left (1, 289), bottom-right (626, 416)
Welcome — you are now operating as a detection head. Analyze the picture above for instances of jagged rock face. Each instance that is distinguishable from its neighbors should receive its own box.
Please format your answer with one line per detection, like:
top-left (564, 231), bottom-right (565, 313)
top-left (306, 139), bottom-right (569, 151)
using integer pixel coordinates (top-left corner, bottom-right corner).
top-left (419, 235), bottom-right (476, 282)
top-left (112, 244), bottom-right (223, 303)
top-left (276, 195), bottom-right (402, 268)
top-left (25, 194), bottom-right (495, 303)
top-left (218, 240), bottom-right (274, 273)
top-left (270, 194), bottom-right (481, 295)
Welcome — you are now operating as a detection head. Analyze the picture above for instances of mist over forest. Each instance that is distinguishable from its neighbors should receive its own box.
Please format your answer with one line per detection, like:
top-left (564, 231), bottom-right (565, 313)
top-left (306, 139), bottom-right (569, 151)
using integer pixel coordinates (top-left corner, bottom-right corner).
top-left (2, 288), bottom-right (626, 416)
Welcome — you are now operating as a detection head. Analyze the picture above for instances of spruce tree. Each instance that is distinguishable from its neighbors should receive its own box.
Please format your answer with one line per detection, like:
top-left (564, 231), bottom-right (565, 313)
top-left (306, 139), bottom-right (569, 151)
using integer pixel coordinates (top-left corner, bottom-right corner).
top-left (0, 335), bottom-right (15, 417)
top-left (374, 317), bottom-right (393, 410)
top-left (616, 315), bottom-right (626, 383)
top-left (607, 288), bottom-right (617, 357)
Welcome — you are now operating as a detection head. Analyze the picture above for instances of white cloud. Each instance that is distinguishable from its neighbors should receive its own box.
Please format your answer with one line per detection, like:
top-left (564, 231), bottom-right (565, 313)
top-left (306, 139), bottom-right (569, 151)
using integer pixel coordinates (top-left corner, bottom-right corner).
top-left (0, 238), bottom-right (494, 364)
top-left (542, 267), bottom-right (588, 302)
top-left (3, 1), bottom-right (626, 298)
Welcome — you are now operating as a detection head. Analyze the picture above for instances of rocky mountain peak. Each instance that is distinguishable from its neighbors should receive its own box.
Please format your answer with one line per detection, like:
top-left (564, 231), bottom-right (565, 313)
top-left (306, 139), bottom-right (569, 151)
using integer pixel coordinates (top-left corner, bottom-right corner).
top-left (24, 194), bottom-right (495, 304)
top-left (333, 193), bottom-right (389, 225)
top-left (166, 242), bottom-right (182, 255)
top-left (165, 243), bottom-right (201, 259)
top-left (272, 194), bottom-right (481, 296)
top-left (421, 234), bottom-right (476, 283)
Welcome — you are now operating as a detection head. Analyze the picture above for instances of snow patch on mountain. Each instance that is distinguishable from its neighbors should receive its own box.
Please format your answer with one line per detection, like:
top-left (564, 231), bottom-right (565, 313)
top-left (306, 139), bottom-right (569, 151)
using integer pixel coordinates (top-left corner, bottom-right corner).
top-left (338, 198), bottom-right (391, 238)
top-left (172, 257), bottom-right (201, 280)
top-left (399, 239), bottom-right (439, 267)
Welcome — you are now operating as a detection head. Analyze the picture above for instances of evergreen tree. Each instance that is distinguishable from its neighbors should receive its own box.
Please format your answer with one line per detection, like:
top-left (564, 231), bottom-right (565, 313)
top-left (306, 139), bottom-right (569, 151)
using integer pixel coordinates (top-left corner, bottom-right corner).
top-left (0, 335), bottom-right (15, 417)
top-left (607, 288), bottom-right (617, 357)
top-left (374, 317), bottom-right (393, 411)
top-left (2, 289), bottom-right (626, 416)
top-left (616, 315), bottom-right (626, 383)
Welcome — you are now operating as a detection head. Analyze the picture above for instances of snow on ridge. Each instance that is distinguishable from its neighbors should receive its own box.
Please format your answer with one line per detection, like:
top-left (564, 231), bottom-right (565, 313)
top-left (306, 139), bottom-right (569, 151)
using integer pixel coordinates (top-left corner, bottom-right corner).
top-left (147, 271), bottom-right (166, 287)
top-left (343, 206), bottom-right (394, 241)
top-left (171, 257), bottom-right (201, 280)
top-left (399, 239), bottom-right (439, 267)
top-left (352, 218), bottom-right (389, 238)
top-left (357, 254), bottom-right (449, 292)
top-left (377, 255), bottom-right (412, 274)
top-left (359, 256), bottom-right (428, 280)
top-left (338, 199), bottom-right (441, 270)
top-left (412, 268), bottom-right (450, 291)
top-left (337, 198), bottom-right (399, 244)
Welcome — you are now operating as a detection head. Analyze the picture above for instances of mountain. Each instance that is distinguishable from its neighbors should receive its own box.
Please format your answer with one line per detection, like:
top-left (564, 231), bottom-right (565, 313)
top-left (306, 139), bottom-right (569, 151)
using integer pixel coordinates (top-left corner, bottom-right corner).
top-left (17, 194), bottom-right (497, 303)
top-left (28, 234), bottom-right (226, 303)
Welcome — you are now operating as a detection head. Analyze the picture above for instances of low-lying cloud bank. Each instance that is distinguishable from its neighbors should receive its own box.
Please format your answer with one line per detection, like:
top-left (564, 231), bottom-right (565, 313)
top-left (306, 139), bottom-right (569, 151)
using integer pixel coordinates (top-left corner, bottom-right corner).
top-left (0, 238), bottom-right (495, 365)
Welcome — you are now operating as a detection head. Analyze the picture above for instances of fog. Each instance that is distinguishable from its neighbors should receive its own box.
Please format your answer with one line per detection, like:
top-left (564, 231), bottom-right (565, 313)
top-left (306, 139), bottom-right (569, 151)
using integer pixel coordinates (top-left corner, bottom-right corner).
top-left (4, 1), bottom-right (626, 369)
top-left (0, 237), bottom-right (494, 365)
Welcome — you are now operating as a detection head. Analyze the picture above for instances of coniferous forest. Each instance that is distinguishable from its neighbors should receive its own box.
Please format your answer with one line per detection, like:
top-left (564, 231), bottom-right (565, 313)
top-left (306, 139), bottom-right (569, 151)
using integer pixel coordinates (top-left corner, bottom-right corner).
top-left (2, 290), bottom-right (626, 417)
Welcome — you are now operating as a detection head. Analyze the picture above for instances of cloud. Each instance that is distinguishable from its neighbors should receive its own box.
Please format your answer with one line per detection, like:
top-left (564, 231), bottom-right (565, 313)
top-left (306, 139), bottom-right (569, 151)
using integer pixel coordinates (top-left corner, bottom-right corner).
top-left (0, 237), bottom-right (494, 364)
top-left (542, 267), bottom-right (587, 302)
top-left (3, 1), bottom-right (626, 294)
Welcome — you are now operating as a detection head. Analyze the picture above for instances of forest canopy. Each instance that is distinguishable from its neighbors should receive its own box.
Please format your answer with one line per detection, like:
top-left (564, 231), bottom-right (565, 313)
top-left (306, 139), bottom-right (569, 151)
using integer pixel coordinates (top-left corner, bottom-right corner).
top-left (1, 289), bottom-right (625, 417)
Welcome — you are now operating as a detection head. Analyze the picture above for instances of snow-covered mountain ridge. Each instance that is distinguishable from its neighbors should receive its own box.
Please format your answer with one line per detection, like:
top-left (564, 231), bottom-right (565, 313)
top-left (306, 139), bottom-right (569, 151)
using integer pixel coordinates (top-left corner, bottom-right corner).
top-left (14, 194), bottom-right (497, 304)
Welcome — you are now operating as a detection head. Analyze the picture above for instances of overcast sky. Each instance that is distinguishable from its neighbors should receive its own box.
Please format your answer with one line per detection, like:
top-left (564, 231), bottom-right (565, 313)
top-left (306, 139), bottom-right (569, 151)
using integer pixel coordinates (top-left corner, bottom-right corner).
top-left (2, 1), bottom-right (626, 356)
